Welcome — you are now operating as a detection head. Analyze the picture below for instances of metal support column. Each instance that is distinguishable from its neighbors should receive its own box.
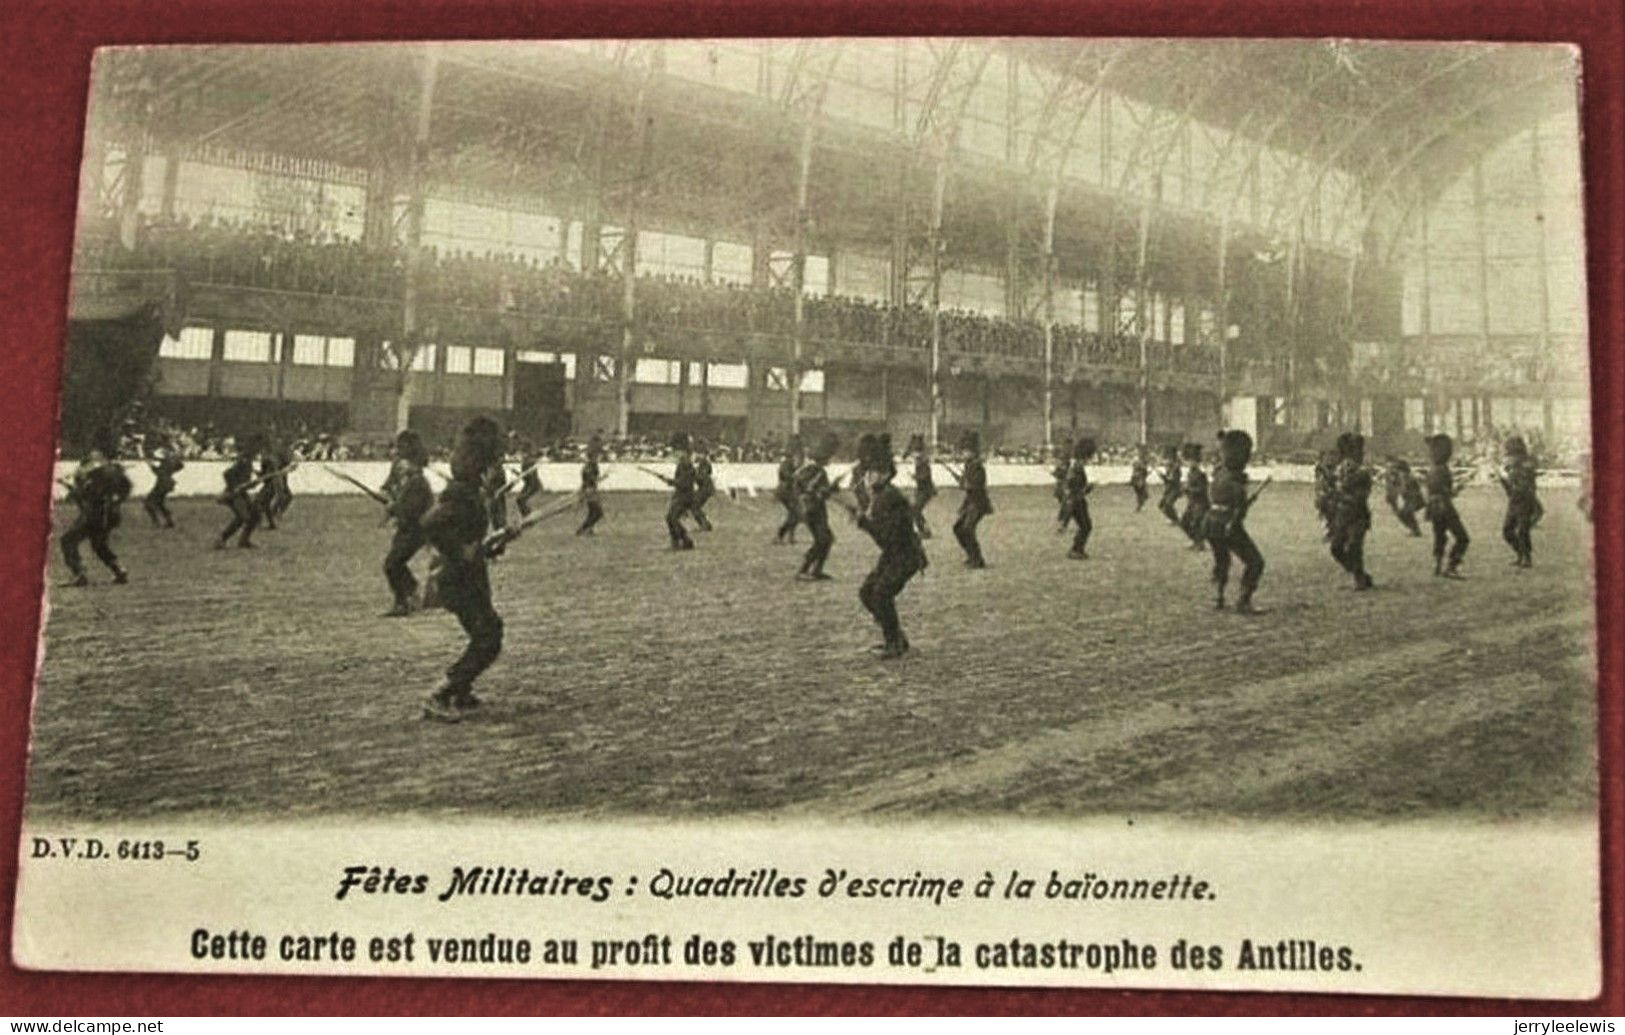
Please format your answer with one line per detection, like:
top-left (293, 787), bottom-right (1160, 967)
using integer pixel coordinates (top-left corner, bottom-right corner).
top-left (927, 158), bottom-right (949, 450)
top-left (618, 91), bottom-right (653, 438)
top-left (1135, 197), bottom-right (1153, 446)
top-left (1471, 157), bottom-right (1492, 440)
top-left (396, 48), bottom-right (439, 434)
top-left (1216, 220), bottom-right (1230, 428)
top-left (789, 119), bottom-right (816, 438)
top-left (1041, 182), bottom-right (1059, 453)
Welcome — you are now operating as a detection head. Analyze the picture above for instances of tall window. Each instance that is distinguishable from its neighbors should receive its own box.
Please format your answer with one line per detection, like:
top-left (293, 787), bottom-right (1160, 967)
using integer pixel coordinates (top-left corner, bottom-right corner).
top-left (160, 326), bottom-right (214, 361)
top-left (222, 330), bottom-right (273, 363)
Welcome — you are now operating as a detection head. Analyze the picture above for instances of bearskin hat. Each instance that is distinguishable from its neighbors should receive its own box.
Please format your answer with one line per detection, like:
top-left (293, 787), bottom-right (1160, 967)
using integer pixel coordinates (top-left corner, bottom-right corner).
top-left (1182, 442), bottom-right (1204, 462)
top-left (1073, 437), bottom-right (1097, 460)
top-left (90, 425), bottom-right (119, 460)
top-left (1427, 433), bottom-right (1454, 464)
top-left (587, 433), bottom-right (603, 459)
top-left (1336, 431), bottom-right (1365, 463)
top-left (669, 431), bottom-right (691, 452)
top-left (854, 433), bottom-right (878, 468)
top-left (1504, 435), bottom-right (1529, 457)
top-left (811, 431), bottom-right (839, 463)
top-left (451, 417), bottom-right (504, 481)
top-left (1220, 429), bottom-right (1253, 471)
top-left (958, 429), bottom-right (981, 455)
top-left (394, 429), bottom-right (428, 467)
top-left (905, 432), bottom-right (927, 457)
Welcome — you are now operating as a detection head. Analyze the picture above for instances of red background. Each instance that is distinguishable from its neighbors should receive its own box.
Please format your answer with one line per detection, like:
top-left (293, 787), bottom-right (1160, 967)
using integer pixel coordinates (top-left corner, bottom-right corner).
top-left (0, 0), bottom-right (1619, 1016)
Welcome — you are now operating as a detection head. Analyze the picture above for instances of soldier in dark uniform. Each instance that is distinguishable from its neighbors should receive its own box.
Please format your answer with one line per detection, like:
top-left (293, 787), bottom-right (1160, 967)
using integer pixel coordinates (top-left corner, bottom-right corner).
top-left (382, 429), bottom-right (434, 617)
top-left (576, 434), bottom-right (605, 536)
top-left (904, 432), bottom-right (936, 539)
top-left (216, 437), bottom-right (262, 549)
top-left (481, 445), bottom-right (511, 561)
top-left (950, 430), bottom-right (992, 569)
top-left (774, 438), bottom-right (803, 545)
top-left (1204, 429), bottom-right (1265, 613)
top-left (1129, 447), bottom-right (1150, 512)
top-left (1500, 435), bottom-right (1543, 568)
top-left (60, 428), bottom-right (132, 586)
top-left (795, 432), bottom-right (839, 581)
top-left (269, 440), bottom-right (296, 520)
top-left (143, 442), bottom-right (183, 529)
top-left (854, 433), bottom-right (928, 659)
top-left (689, 440), bottom-right (716, 532)
top-left (513, 440), bottom-right (544, 518)
top-left (421, 417), bottom-right (506, 721)
top-left (1179, 443), bottom-right (1211, 551)
top-left (664, 432), bottom-right (697, 550)
top-left (1157, 445), bottom-right (1184, 526)
top-left (1423, 433), bottom-right (1470, 578)
top-left (1328, 431), bottom-right (1375, 590)
top-left (1064, 437), bottom-right (1096, 560)
top-left (1051, 437), bottom-right (1073, 533)
top-left (1386, 458), bottom-right (1424, 537)
top-left (255, 445), bottom-right (283, 530)
top-left (850, 434), bottom-right (875, 515)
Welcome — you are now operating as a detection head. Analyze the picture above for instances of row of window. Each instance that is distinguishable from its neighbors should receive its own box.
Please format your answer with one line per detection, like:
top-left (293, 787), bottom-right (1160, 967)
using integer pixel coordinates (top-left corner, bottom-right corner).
top-left (157, 330), bottom-right (827, 392)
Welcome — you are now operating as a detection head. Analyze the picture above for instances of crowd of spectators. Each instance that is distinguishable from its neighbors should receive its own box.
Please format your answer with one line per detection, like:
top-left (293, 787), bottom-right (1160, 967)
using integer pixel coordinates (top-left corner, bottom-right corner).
top-left (79, 214), bottom-right (1224, 376)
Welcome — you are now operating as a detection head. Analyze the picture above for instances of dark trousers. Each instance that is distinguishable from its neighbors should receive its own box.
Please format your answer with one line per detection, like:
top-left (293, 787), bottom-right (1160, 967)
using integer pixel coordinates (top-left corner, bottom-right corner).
top-left (1055, 491), bottom-right (1070, 528)
top-left (219, 496), bottom-right (260, 545)
top-left (1131, 482), bottom-right (1148, 511)
top-left (860, 557), bottom-right (919, 646)
top-left (383, 525), bottom-right (426, 606)
top-left (1069, 498), bottom-right (1093, 555)
top-left (953, 499), bottom-right (989, 565)
top-left (578, 499), bottom-right (604, 534)
top-left (689, 489), bottom-right (714, 531)
top-left (1503, 503), bottom-right (1537, 560)
top-left (666, 495), bottom-right (694, 548)
top-left (61, 517), bottom-right (120, 577)
top-left (256, 485), bottom-right (279, 529)
top-left (1209, 522), bottom-right (1265, 602)
top-left (438, 566), bottom-right (502, 691)
top-left (143, 486), bottom-right (174, 527)
top-left (515, 485), bottom-right (540, 517)
top-left (912, 489), bottom-right (935, 538)
top-left (271, 482), bottom-right (293, 517)
top-left (776, 494), bottom-right (801, 542)
top-left (1181, 500), bottom-right (1209, 545)
top-left (1395, 504), bottom-right (1422, 536)
top-left (800, 506), bottom-right (833, 574)
top-left (1430, 506), bottom-right (1470, 568)
top-left (1158, 492), bottom-right (1181, 525)
top-left (1329, 513), bottom-right (1371, 582)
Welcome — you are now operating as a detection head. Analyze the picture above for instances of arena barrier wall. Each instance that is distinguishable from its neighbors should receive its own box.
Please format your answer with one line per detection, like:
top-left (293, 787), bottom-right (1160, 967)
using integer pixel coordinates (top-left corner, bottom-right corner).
top-left (50, 460), bottom-right (1575, 501)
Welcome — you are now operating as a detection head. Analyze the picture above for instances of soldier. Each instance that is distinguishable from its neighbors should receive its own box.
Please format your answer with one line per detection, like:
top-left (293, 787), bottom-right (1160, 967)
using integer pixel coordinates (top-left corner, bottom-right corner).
top-left (1423, 433), bottom-right (1470, 578)
top-left (850, 434), bottom-right (875, 515)
top-left (1064, 437), bottom-right (1096, 560)
top-left (382, 429), bottom-right (434, 617)
top-left (853, 433), bottom-right (927, 659)
top-left (1205, 429), bottom-right (1266, 613)
top-left (1387, 458), bottom-right (1424, 537)
top-left (481, 443), bottom-right (511, 562)
top-left (1051, 437), bottom-right (1073, 533)
top-left (1179, 443), bottom-right (1211, 551)
top-left (795, 431), bottom-right (840, 581)
top-left (689, 439), bottom-right (716, 532)
top-left (774, 438), bottom-right (803, 545)
top-left (269, 439), bottom-right (297, 520)
top-left (216, 437), bottom-right (262, 549)
top-left (255, 444), bottom-right (283, 530)
top-left (1500, 435), bottom-right (1543, 568)
top-left (576, 434), bottom-right (605, 536)
top-left (950, 430), bottom-right (992, 569)
top-left (1129, 447), bottom-right (1150, 512)
top-left (421, 417), bottom-right (505, 721)
top-left (1328, 431), bottom-right (1375, 590)
top-left (142, 441), bottom-right (183, 529)
top-left (1157, 444), bottom-right (1184, 526)
top-left (904, 432), bottom-right (936, 539)
top-left (664, 432), bottom-right (697, 550)
top-left (513, 439), bottom-right (544, 518)
top-left (59, 428), bottom-right (132, 587)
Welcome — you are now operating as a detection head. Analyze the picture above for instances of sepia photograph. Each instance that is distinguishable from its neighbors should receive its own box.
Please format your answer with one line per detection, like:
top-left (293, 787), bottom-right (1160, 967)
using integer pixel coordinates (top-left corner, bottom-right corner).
top-left (9, 37), bottom-right (1605, 995)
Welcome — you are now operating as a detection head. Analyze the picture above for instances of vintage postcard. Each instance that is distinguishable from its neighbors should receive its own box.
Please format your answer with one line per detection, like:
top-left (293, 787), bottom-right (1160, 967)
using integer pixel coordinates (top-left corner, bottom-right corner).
top-left (12, 38), bottom-right (1600, 996)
